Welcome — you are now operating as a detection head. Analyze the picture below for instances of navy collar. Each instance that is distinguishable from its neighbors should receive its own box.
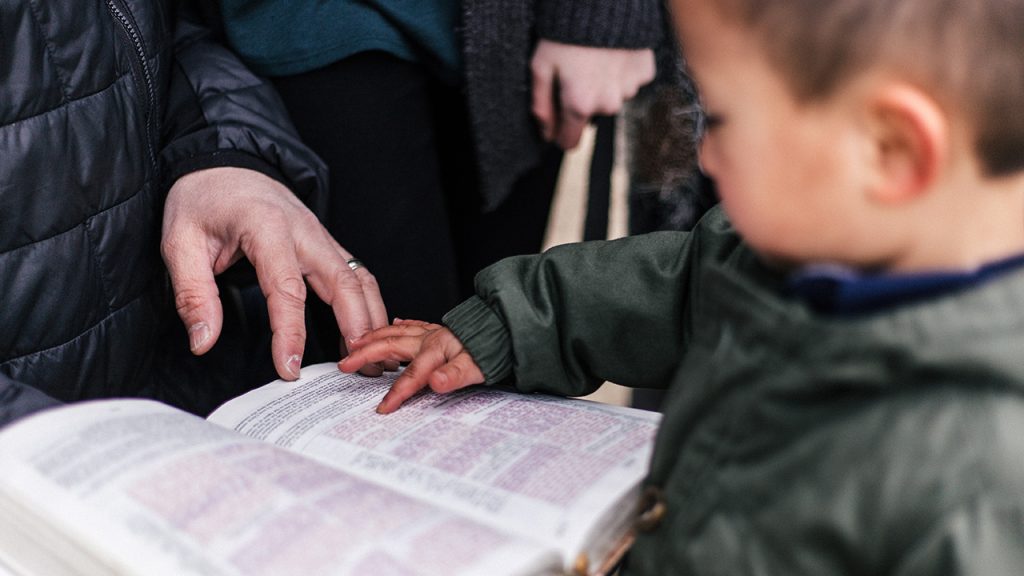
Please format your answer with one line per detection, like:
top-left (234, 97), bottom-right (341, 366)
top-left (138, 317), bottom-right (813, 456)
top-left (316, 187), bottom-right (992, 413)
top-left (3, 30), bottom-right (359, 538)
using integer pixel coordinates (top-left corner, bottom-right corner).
top-left (787, 253), bottom-right (1024, 315)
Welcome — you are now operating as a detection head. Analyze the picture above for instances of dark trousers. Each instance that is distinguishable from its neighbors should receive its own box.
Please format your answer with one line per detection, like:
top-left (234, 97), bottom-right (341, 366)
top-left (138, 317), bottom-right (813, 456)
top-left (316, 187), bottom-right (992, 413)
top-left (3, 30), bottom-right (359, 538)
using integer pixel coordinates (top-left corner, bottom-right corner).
top-left (271, 52), bottom-right (561, 358)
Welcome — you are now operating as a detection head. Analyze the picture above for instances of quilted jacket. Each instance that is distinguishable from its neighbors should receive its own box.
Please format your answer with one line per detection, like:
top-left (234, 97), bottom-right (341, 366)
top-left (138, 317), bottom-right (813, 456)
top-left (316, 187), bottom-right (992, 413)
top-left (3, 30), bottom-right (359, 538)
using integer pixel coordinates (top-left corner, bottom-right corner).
top-left (0, 0), bottom-right (326, 427)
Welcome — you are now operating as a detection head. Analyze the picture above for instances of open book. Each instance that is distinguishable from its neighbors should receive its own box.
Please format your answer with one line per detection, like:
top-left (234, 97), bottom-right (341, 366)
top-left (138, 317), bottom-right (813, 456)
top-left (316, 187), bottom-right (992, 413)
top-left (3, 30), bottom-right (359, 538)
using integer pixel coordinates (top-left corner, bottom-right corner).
top-left (0, 363), bottom-right (660, 576)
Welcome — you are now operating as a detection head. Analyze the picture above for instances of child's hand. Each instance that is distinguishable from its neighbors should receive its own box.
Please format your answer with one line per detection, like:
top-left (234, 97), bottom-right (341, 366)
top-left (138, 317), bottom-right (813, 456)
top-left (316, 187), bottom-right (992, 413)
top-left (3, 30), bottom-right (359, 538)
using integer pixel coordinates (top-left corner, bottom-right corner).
top-left (339, 319), bottom-right (485, 414)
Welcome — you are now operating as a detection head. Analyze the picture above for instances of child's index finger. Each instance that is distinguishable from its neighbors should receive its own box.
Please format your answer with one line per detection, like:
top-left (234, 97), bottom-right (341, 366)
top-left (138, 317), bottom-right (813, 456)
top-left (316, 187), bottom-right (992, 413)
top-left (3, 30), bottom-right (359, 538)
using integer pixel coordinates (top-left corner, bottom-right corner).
top-left (376, 370), bottom-right (430, 414)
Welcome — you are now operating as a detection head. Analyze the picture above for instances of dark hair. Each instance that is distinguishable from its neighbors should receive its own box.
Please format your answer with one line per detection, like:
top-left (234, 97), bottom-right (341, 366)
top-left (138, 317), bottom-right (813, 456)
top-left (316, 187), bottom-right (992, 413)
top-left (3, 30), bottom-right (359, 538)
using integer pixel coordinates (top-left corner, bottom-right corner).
top-left (710, 0), bottom-right (1024, 175)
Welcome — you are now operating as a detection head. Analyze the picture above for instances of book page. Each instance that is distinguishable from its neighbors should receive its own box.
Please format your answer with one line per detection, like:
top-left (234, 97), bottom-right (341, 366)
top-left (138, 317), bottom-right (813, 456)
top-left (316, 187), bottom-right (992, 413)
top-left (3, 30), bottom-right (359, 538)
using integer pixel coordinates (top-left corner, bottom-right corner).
top-left (209, 364), bottom-right (661, 569)
top-left (0, 400), bottom-right (558, 576)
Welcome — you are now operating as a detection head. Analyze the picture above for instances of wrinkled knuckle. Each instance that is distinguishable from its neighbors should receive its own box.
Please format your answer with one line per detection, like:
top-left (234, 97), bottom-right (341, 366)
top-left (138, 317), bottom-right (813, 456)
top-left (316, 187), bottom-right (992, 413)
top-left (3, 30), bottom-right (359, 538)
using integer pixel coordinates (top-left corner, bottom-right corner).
top-left (334, 268), bottom-right (364, 295)
top-left (328, 266), bottom-right (348, 290)
top-left (273, 274), bottom-right (307, 305)
top-left (357, 269), bottom-right (380, 292)
top-left (174, 286), bottom-right (209, 317)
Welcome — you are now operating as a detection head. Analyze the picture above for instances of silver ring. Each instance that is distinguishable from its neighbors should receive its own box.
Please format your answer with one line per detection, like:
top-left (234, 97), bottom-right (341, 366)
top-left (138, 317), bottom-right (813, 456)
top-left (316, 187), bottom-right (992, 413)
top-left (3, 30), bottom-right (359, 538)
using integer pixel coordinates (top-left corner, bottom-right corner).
top-left (346, 258), bottom-right (365, 272)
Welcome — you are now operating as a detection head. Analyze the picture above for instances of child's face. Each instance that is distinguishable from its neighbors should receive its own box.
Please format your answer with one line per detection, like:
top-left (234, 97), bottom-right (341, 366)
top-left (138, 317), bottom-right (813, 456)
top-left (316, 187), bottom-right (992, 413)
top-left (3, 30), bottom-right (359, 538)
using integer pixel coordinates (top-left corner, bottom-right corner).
top-left (674, 1), bottom-right (876, 267)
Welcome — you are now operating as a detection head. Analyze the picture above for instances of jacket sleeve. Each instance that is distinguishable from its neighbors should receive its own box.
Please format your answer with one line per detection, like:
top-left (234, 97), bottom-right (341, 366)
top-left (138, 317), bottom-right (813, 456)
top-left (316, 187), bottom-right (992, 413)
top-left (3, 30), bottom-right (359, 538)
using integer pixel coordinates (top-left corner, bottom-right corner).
top-left (0, 375), bottom-right (61, 429)
top-left (535, 0), bottom-right (664, 49)
top-left (443, 231), bottom-right (695, 397)
top-left (159, 0), bottom-right (328, 213)
top-left (442, 213), bottom-right (742, 397)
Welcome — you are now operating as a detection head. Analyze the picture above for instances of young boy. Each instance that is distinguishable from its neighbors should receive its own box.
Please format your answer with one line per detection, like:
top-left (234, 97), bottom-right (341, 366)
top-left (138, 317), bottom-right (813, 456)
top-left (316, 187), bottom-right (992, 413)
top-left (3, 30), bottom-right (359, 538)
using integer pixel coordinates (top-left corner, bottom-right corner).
top-left (342, 0), bottom-right (1024, 573)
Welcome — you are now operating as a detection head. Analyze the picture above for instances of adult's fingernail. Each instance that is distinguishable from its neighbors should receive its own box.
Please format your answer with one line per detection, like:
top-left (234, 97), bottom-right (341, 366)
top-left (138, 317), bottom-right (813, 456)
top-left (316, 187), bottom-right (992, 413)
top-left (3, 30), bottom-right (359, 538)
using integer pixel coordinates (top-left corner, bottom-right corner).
top-left (286, 354), bottom-right (302, 378)
top-left (189, 322), bottom-right (210, 352)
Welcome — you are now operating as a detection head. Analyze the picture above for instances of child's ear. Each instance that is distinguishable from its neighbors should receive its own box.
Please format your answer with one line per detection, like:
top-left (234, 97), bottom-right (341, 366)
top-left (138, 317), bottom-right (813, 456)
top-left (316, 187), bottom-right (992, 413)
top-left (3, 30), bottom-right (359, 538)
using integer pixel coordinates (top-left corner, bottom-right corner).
top-left (865, 84), bottom-right (948, 204)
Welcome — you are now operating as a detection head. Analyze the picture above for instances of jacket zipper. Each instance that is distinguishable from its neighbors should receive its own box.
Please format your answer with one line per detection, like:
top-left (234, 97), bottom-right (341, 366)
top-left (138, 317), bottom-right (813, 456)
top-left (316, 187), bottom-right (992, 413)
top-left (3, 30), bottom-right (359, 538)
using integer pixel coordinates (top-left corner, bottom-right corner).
top-left (104, 0), bottom-right (157, 171)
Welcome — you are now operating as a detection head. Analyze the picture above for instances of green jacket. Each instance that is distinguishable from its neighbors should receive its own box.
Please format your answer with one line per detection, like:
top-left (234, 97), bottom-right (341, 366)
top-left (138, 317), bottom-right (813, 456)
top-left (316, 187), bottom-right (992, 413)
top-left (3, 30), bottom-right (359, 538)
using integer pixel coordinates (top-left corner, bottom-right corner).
top-left (443, 206), bottom-right (1024, 575)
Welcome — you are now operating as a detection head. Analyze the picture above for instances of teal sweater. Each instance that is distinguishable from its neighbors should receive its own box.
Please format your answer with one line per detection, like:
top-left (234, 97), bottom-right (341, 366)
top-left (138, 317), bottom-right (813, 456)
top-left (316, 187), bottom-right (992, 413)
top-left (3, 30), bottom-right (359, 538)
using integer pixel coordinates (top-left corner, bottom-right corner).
top-left (218, 0), bottom-right (460, 81)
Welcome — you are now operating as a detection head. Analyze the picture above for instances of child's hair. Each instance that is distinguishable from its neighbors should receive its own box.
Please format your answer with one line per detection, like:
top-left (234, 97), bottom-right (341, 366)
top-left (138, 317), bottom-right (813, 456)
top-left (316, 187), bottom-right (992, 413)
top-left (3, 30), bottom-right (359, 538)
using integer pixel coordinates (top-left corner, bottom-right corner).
top-left (707, 0), bottom-right (1024, 176)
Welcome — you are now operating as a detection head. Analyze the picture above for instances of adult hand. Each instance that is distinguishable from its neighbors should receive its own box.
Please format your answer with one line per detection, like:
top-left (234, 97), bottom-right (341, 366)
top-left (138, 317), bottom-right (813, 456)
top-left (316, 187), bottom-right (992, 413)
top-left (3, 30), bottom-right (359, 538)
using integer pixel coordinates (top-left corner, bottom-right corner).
top-left (531, 40), bottom-right (656, 149)
top-left (339, 320), bottom-right (485, 414)
top-left (161, 166), bottom-right (389, 380)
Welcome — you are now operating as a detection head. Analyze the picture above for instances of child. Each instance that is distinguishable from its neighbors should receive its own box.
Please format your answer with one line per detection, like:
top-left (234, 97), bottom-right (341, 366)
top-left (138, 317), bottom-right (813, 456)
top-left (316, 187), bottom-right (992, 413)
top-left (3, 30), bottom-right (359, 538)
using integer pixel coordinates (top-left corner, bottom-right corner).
top-left (342, 0), bottom-right (1024, 573)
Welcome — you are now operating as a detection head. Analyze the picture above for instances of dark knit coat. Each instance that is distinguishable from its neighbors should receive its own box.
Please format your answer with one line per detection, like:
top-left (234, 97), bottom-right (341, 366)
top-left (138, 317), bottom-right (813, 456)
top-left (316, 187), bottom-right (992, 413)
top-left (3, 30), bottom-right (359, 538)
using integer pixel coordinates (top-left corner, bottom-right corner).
top-left (462, 0), bottom-right (667, 210)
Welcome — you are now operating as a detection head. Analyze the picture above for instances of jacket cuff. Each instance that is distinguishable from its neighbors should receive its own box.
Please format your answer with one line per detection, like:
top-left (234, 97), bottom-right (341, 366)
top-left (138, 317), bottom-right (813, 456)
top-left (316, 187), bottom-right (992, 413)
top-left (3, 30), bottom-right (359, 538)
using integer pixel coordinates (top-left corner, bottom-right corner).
top-left (163, 150), bottom-right (287, 192)
top-left (536, 0), bottom-right (663, 49)
top-left (442, 296), bottom-right (515, 384)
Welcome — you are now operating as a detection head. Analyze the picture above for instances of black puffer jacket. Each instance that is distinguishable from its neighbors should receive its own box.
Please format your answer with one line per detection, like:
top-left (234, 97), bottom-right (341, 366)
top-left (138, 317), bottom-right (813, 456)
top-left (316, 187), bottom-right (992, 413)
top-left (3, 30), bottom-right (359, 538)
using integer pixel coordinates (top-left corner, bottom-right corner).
top-left (0, 0), bottom-right (327, 426)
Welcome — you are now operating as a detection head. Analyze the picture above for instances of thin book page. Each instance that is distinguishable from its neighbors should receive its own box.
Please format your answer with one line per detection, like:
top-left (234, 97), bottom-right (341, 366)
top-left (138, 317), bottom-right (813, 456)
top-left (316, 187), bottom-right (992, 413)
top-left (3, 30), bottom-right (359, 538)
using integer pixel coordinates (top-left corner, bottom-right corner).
top-left (0, 400), bottom-right (557, 576)
top-left (208, 364), bottom-right (661, 564)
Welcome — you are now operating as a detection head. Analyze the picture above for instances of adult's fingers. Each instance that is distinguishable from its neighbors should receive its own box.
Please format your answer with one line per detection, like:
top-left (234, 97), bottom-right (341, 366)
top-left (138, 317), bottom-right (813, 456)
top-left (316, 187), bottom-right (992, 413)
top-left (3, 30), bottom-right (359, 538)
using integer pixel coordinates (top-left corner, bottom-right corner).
top-left (161, 228), bottom-right (224, 356)
top-left (295, 223), bottom-right (377, 347)
top-left (555, 105), bottom-right (589, 150)
top-left (313, 260), bottom-right (385, 376)
top-left (335, 260), bottom-right (392, 376)
top-left (247, 230), bottom-right (308, 380)
top-left (531, 59), bottom-right (557, 142)
top-left (337, 261), bottom-right (390, 375)
top-left (349, 265), bottom-right (389, 331)
top-left (331, 241), bottom-right (389, 334)
top-left (635, 49), bottom-right (657, 88)
top-left (296, 231), bottom-right (386, 375)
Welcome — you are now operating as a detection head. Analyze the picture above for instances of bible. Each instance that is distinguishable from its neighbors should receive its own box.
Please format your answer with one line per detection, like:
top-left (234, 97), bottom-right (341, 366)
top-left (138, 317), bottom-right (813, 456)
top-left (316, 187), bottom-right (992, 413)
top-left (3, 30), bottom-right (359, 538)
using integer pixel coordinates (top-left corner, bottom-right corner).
top-left (0, 363), bottom-right (660, 576)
